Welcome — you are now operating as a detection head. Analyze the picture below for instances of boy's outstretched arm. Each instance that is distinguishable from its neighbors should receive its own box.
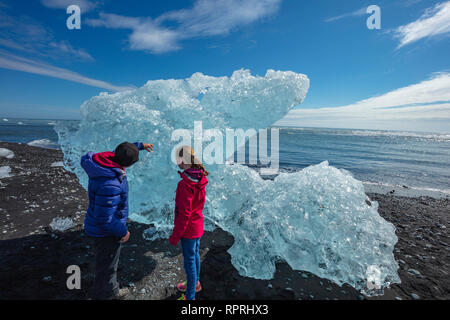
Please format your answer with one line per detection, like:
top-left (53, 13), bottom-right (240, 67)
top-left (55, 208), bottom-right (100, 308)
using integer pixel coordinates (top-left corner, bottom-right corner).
top-left (133, 142), bottom-right (154, 152)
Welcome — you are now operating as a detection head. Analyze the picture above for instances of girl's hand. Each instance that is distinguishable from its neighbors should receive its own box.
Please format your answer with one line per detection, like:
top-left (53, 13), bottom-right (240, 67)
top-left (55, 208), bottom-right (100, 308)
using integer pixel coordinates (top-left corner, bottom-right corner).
top-left (169, 234), bottom-right (178, 246)
top-left (143, 143), bottom-right (154, 152)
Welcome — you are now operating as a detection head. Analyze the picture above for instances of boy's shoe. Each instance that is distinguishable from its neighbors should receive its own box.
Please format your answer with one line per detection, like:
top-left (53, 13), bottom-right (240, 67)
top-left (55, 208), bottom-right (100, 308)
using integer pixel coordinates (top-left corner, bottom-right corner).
top-left (112, 288), bottom-right (130, 300)
top-left (176, 281), bottom-right (202, 293)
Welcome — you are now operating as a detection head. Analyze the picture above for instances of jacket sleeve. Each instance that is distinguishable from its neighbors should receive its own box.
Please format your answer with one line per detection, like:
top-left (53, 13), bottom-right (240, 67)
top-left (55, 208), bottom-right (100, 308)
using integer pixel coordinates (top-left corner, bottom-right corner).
top-left (94, 184), bottom-right (128, 238)
top-left (133, 142), bottom-right (145, 151)
top-left (169, 182), bottom-right (194, 245)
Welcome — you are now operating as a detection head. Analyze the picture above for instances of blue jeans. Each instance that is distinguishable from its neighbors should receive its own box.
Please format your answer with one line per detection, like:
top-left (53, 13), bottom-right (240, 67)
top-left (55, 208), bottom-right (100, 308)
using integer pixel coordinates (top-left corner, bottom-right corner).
top-left (181, 237), bottom-right (201, 300)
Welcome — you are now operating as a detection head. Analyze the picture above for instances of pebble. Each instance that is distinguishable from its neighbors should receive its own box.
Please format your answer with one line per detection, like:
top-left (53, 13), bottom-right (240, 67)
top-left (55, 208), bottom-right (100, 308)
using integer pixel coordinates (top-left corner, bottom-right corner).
top-left (267, 283), bottom-right (272, 289)
top-left (408, 268), bottom-right (421, 276)
top-left (301, 273), bottom-right (308, 279)
top-left (140, 288), bottom-right (146, 294)
top-left (411, 293), bottom-right (420, 300)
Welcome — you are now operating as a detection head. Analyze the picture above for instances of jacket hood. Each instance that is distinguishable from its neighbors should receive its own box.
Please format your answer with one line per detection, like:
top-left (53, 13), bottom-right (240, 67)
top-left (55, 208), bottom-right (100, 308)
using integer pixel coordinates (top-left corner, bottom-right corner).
top-left (93, 151), bottom-right (124, 170)
top-left (179, 170), bottom-right (208, 189)
top-left (81, 152), bottom-right (124, 180)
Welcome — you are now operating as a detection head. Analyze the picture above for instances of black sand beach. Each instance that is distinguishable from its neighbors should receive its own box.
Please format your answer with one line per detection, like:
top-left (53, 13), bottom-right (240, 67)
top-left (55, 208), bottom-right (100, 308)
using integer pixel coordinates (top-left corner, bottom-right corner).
top-left (0, 142), bottom-right (449, 300)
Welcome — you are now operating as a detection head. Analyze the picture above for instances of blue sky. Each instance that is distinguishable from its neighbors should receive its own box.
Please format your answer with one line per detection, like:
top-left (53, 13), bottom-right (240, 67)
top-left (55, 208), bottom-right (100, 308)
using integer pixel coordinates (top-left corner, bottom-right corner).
top-left (0, 0), bottom-right (449, 132)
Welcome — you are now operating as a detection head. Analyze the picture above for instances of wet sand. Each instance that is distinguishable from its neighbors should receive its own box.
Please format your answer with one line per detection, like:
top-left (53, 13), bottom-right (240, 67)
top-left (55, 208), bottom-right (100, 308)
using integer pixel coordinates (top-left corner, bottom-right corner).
top-left (0, 142), bottom-right (449, 300)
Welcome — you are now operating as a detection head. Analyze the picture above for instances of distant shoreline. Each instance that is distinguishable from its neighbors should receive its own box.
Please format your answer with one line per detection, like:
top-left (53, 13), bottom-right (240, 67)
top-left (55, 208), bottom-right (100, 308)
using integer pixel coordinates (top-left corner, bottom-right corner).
top-left (2, 139), bottom-right (449, 199)
top-left (2, 117), bottom-right (450, 134)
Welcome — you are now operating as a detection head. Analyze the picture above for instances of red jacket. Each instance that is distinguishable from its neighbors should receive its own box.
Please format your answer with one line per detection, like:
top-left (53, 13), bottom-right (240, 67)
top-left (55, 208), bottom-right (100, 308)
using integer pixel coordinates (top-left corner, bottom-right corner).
top-left (169, 170), bottom-right (208, 245)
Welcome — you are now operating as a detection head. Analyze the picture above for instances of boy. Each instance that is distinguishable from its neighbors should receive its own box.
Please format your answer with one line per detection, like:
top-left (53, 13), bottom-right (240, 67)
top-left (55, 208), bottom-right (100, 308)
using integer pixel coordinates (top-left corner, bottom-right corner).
top-left (81, 141), bottom-right (153, 300)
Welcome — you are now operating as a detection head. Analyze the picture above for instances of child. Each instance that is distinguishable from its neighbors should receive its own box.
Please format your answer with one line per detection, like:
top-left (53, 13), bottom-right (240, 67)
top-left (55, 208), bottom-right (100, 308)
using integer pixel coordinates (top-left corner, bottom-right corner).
top-left (169, 146), bottom-right (209, 300)
top-left (81, 141), bottom-right (153, 300)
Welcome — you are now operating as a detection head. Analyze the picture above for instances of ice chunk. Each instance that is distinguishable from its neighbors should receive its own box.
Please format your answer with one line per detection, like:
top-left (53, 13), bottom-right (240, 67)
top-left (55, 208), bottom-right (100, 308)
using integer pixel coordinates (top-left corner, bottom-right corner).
top-left (3, 118), bottom-right (8, 121)
top-left (27, 139), bottom-right (59, 149)
top-left (51, 161), bottom-right (64, 167)
top-left (0, 148), bottom-right (14, 159)
top-left (210, 161), bottom-right (399, 295)
top-left (55, 69), bottom-right (400, 295)
top-left (0, 166), bottom-right (12, 179)
top-left (49, 217), bottom-right (75, 232)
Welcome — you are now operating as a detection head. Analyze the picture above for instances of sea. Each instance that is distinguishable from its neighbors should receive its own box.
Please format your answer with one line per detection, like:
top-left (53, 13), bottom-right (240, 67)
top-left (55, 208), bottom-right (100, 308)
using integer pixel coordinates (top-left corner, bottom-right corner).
top-left (1, 117), bottom-right (449, 198)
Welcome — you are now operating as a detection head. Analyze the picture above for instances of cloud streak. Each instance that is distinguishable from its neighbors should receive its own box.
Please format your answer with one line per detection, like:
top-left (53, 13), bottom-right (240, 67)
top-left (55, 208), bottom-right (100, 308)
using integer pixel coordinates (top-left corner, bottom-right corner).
top-left (0, 8), bottom-right (94, 62)
top-left (0, 51), bottom-right (133, 92)
top-left (395, 1), bottom-right (450, 47)
top-left (324, 7), bottom-right (366, 23)
top-left (276, 73), bottom-right (450, 133)
top-left (86, 0), bottom-right (281, 53)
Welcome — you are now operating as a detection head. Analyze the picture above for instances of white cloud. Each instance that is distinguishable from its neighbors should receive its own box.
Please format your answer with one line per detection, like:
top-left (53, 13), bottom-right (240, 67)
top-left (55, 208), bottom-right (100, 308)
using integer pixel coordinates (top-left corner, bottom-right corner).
top-left (41, 0), bottom-right (98, 12)
top-left (276, 73), bottom-right (450, 133)
top-left (324, 7), bottom-right (367, 23)
top-left (395, 1), bottom-right (450, 47)
top-left (0, 50), bottom-right (133, 92)
top-left (86, 0), bottom-right (281, 53)
top-left (87, 13), bottom-right (180, 54)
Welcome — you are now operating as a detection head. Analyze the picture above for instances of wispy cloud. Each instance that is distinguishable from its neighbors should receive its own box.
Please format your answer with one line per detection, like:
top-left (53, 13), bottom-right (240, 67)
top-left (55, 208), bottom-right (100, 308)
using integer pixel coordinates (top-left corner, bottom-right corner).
top-left (41, 0), bottom-right (99, 12)
top-left (395, 1), bottom-right (450, 48)
top-left (324, 7), bottom-right (367, 23)
top-left (0, 8), bottom-right (94, 62)
top-left (276, 73), bottom-right (450, 132)
top-left (86, 0), bottom-right (281, 54)
top-left (0, 50), bottom-right (133, 92)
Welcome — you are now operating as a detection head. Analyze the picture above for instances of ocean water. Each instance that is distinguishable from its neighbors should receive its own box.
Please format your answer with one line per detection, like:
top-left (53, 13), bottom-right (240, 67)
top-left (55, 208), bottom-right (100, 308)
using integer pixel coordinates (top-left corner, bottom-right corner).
top-left (0, 118), bottom-right (61, 149)
top-left (276, 127), bottom-right (450, 198)
top-left (1, 118), bottom-right (449, 197)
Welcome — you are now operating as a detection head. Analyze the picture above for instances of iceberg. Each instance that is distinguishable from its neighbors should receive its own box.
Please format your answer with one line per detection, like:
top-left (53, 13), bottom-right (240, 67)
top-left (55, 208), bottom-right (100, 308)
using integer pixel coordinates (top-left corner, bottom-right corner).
top-left (56, 69), bottom-right (400, 295)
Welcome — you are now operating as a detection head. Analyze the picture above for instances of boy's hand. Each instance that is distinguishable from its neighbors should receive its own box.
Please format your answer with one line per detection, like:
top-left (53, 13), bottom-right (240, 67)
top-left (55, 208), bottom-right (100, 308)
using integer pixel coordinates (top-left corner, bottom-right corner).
top-left (143, 143), bottom-right (154, 152)
top-left (121, 231), bottom-right (131, 243)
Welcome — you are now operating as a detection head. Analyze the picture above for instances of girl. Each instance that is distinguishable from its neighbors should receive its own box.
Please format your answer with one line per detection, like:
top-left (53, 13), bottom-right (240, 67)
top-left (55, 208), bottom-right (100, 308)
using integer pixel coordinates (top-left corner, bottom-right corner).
top-left (169, 146), bottom-right (209, 300)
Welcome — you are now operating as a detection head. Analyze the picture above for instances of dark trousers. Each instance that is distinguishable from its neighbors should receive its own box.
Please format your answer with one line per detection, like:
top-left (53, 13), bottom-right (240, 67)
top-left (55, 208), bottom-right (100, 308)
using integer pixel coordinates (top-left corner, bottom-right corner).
top-left (91, 236), bottom-right (122, 300)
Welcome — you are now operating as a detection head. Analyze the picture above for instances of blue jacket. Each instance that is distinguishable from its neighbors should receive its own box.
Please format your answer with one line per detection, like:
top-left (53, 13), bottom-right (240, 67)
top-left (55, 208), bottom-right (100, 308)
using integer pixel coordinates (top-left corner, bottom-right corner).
top-left (81, 142), bottom-right (144, 238)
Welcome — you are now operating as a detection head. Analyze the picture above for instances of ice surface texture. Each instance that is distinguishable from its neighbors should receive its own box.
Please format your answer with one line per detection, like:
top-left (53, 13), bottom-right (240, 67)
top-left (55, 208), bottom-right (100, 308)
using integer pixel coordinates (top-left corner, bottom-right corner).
top-left (56, 69), bottom-right (399, 294)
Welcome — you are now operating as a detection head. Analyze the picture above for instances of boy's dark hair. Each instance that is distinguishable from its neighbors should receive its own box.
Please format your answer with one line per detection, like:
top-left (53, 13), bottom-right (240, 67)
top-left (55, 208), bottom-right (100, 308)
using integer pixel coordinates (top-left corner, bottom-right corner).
top-left (113, 142), bottom-right (139, 167)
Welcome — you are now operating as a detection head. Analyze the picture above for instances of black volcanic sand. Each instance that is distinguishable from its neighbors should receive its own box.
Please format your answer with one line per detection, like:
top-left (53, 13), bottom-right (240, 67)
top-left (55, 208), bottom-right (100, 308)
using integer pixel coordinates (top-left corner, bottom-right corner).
top-left (0, 142), bottom-right (449, 300)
